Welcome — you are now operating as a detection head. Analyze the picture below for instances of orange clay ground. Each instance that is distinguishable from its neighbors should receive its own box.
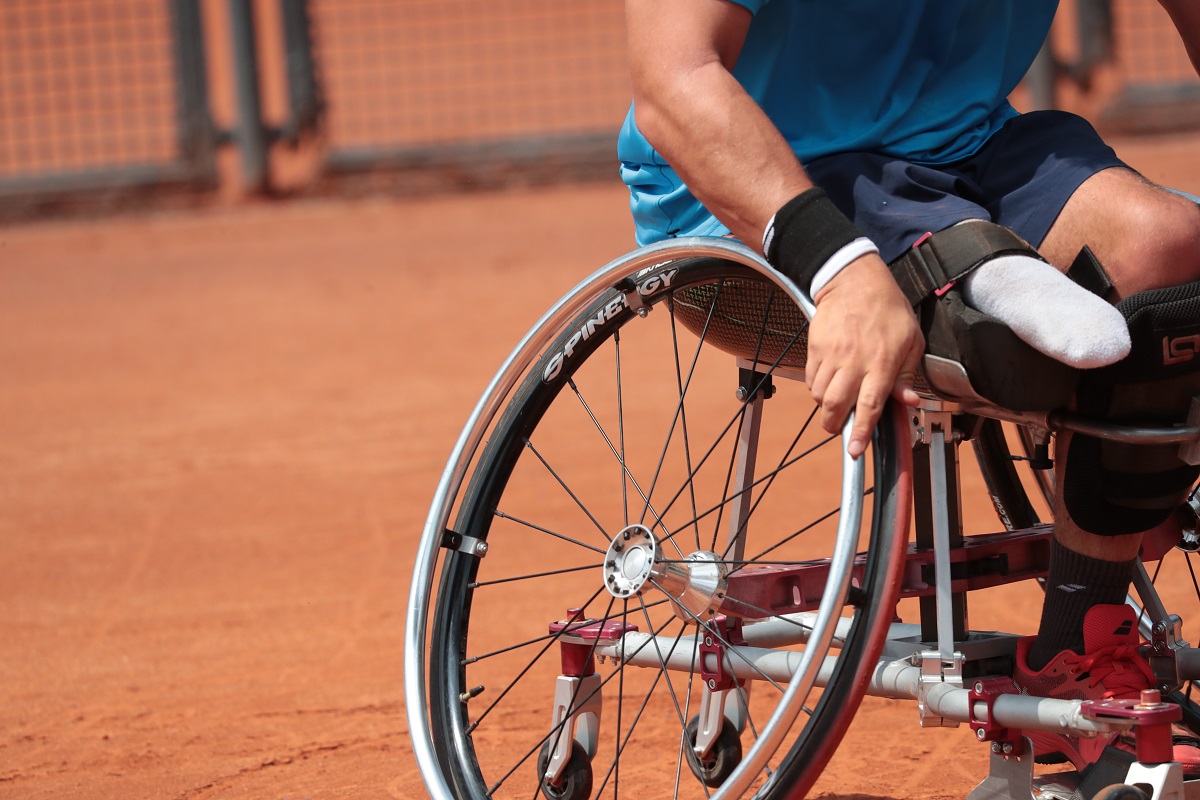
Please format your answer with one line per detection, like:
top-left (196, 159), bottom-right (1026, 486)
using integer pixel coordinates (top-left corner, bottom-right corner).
top-left (2, 132), bottom-right (1199, 799)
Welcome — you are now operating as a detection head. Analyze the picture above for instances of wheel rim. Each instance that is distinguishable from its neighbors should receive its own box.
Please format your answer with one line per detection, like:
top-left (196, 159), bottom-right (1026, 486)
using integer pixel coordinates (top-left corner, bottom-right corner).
top-left (412, 244), bottom-right (900, 800)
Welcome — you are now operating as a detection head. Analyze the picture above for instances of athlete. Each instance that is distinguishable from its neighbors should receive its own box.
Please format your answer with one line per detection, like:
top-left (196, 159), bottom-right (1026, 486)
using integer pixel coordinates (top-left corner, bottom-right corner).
top-left (619, 0), bottom-right (1200, 770)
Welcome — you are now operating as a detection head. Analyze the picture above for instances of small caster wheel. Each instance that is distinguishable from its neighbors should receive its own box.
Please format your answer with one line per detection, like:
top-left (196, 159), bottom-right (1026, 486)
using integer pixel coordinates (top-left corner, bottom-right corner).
top-left (685, 716), bottom-right (742, 788)
top-left (537, 740), bottom-right (593, 800)
top-left (1092, 784), bottom-right (1152, 800)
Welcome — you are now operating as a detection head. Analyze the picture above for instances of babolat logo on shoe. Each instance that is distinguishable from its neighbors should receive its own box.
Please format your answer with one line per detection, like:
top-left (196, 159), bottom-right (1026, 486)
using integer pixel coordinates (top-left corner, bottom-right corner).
top-left (1164, 333), bottom-right (1200, 365)
top-left (1113, 619), bottom-right (1134, 636)
top-left (542, 267), bottom-right (679, 384)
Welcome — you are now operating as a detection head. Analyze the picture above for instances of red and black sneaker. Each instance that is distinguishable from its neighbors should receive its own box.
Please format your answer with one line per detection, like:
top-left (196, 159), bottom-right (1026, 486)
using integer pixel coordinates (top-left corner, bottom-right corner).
top-left (1012, 603), bottom-right (1200, 773)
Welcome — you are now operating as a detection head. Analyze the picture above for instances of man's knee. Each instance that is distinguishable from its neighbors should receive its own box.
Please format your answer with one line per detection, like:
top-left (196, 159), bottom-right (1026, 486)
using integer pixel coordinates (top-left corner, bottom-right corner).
top-left (1049, 169), bottom-right (1200, 292)
top-left (1109, 190), bottom-right (1200, 292)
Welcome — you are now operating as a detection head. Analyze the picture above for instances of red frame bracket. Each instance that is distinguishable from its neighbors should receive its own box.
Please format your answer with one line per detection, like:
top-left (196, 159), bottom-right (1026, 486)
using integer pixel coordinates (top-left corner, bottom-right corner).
top-left (969, 677), bottom-right (1022, 744)
top-left (1082, 690), bottom-right (1181, 765)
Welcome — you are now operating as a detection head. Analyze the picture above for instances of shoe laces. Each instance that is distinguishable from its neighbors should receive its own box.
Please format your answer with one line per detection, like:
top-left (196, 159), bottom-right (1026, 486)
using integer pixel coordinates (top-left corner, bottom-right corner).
top-left (1062, 643), bottom-right (1155, 697)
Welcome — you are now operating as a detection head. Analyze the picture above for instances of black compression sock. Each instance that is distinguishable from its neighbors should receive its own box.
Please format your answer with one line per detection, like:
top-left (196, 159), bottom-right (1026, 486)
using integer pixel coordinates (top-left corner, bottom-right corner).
top-left (1025, 539), bottom-right (1136, 672)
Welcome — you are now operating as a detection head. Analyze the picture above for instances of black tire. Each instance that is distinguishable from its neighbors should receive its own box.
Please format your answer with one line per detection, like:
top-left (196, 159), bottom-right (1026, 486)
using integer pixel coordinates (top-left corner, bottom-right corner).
top-left (972, 418), bottom-right (1046, 532)
top-left (684, 716), bottom-right (742, 788)
top-left (426, 258), bottom-right (909, 799)
top-left (1091, 784), bottom-right (1151, 800)
top-left (537, 741), bottom-right (593, 800)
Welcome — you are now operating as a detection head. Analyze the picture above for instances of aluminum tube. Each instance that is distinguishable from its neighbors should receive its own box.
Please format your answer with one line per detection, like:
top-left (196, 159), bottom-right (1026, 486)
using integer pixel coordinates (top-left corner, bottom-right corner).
top-left (738, 613), bottom-right (833, 648)
top-left (609, 634), bottom-right (1120, 740)
top-left (738, 614), bottom-right (922, 651)
top-left (602, 632), bottom-right (804, 686)
top-left (1178, 647), bottom-right (1200, 681)
top-left (609, 622), bottom-right (921, 690)
top-left (864, 659), bottom-right (1113, 736)
top-left (865, 657), bottom-right (922, 700)
top-left (985, 692), bottom-right (1113, 736)
top-left (1049, 412), bottom-right (1200, 444)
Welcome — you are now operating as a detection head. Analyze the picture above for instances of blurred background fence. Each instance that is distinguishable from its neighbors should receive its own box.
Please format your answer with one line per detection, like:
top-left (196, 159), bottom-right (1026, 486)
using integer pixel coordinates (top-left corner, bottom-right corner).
top-left (0, 1), bottom-right (217, 201)
top-left (0, 0), bottom-right (1197, 218)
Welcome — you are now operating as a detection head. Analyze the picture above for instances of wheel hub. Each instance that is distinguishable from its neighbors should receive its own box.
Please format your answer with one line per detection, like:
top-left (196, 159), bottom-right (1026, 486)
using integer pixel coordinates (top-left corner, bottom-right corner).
top-left (602, 525), bottom-right (729, 619)
top-left (602, 524), bottom-right (657, 599)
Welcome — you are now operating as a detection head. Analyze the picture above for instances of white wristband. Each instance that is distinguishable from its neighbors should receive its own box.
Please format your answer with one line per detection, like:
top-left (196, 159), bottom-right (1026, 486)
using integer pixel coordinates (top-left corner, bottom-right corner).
top-left (761, 212), bottom-right (777, 255)
top-left (808, 237), bottom-right (880, 298)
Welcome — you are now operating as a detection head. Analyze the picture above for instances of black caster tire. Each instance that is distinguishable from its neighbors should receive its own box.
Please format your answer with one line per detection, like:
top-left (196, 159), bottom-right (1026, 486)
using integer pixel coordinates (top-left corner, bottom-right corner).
top-left (685, 716), bottom-right (743, 789)
top-left (537, 740), bottom-right (593, 800)
top-left (1092, 784), bottom-right (1152, 800)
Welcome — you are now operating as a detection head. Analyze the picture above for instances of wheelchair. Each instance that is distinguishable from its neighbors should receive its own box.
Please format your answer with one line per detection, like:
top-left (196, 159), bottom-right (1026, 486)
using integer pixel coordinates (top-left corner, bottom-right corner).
top-left (405, 225), bottom-right (1200, 800)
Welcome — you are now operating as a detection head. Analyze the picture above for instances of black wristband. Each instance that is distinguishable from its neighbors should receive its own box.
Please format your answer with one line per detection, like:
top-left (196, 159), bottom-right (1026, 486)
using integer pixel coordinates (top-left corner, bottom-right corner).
top-left (762, 188), bottom-right (865, 293)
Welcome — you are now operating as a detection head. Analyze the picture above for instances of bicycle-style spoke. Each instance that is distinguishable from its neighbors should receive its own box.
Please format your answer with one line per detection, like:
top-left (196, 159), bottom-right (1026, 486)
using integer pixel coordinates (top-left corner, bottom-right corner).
top-left (743, 484), bottom-right (875, 568)
top-left (492, 509), bottom-right (608, 555)
top-left (653, 406), bottom-right (831, 558)
top-left (633, 281), bottom-right (763, 551)
top-left (641, 308), bottom-right (809, 552)
top-left (483, 596), bottom-right (630, 795)
top-left (1186, 551), bottom-right (1200, 599)
top-left (471, 562), bottom-right (603, 589)
top-left (592, 615), bottom-right (698, 799)
top-left (615, 329), bottom-right (630, 529)
top-left (650, 428), bottom-right (842, 566)
top-left (667, 297), bottom-right (704, 556)
top-left (632, 281), bottom-right (733, 555)
top-left (696, 287), bottom-right (791, 555)
top-left (466, 585), bottom-right (611, 733)
top-left (465, 600), bottom-right (645, 665)
top-left (521, 437), bottom-right (612, 544)
top-left (648, 343), bottom-right (806, 537)
top-left (661, 594), bottom-right (788, 694)
top-left (710, 404), bottom-right (821, 560)
top-left (564, 374), bottom-right (677, 548)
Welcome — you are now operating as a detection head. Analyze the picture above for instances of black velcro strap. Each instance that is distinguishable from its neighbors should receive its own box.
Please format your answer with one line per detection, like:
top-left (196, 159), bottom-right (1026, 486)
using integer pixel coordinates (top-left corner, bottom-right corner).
top-left (1066, 246), bottom-right (1116, 301)
top-left (889, 221), bottom-right (1043, 307)
top-left (763, 188), bottom-right (863, 294)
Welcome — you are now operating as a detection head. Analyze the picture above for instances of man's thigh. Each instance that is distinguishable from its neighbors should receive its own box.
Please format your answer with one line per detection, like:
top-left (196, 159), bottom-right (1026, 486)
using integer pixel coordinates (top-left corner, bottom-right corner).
top-left (805, 111), bottom-right (1127, 264)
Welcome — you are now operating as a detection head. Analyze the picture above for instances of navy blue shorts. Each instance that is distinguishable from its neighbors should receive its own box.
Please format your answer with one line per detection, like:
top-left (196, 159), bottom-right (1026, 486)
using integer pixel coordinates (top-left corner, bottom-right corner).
top-left (803, 110), bottom-right (1128, 263)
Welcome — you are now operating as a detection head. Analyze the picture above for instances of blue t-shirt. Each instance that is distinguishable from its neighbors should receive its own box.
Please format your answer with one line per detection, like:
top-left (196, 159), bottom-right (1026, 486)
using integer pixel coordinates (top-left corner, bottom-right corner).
top-left (618, 0), bottom-right (1059, 245)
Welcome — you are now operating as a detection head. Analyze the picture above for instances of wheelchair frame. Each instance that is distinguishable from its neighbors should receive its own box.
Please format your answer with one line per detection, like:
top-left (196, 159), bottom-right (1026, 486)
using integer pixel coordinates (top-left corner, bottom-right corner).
top-left (407, 235), bottom-right (1200, 800)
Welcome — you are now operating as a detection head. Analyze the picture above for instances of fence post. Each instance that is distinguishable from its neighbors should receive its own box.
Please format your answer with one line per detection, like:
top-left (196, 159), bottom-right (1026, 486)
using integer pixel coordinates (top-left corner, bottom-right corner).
top-left (280, 0), bottom-right (323, 141)
top-left (170, 0), bottom-right (218, 186)
top-left (227, 0), bottom-right (269, 193)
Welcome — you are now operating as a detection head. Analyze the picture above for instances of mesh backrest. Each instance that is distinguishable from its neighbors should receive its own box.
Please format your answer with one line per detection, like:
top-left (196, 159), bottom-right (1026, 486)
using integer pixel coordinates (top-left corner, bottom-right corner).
top-left (674, 276), bottom-right (810, 370)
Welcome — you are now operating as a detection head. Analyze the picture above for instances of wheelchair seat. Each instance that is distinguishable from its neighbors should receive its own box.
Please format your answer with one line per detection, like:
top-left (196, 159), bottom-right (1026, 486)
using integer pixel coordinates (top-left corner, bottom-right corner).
top-left (672, 256), bottom-right (1081, 412)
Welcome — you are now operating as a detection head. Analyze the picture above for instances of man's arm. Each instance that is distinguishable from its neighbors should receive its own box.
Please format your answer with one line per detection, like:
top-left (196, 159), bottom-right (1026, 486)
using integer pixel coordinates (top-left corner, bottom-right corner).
top-left (625, 0), bottom-right (802, 244)
top-left (625, 0), bottom-right (923, 456)
top-left (1160, 0), bottom-right (1200, 75)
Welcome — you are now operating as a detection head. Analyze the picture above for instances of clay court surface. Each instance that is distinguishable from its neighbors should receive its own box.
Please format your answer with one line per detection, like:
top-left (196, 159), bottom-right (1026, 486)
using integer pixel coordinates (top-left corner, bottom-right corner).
top-left (2, 133), bottom-right (1199, 799)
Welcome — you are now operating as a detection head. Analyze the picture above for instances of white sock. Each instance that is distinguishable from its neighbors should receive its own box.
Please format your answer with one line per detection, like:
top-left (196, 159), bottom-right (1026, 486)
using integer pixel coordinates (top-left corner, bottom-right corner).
top-left (960, 254), bottom-right (1131, 369)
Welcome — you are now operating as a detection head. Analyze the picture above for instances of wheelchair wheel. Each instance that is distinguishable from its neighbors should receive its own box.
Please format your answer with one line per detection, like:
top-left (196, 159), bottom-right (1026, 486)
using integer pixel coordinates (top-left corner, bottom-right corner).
top-left (972, 420), bottom-right (1200, 735)
top-left (410, 241), bottom-right (911, 799)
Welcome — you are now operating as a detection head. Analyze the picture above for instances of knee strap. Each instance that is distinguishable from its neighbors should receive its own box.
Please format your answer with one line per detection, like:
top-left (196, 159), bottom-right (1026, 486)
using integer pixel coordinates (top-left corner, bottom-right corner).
top-left (1063, 279), bottom-right (1200, 536)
